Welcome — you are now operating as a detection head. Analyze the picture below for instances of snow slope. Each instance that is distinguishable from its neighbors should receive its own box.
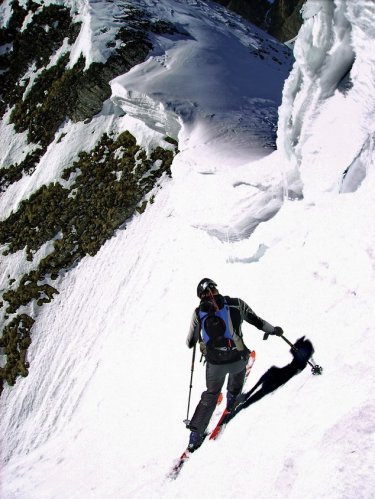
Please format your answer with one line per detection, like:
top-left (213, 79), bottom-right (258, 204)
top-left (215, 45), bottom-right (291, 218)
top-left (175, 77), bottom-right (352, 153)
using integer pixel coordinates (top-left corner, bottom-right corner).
top-left (1, 0), bottom-right (375, 498)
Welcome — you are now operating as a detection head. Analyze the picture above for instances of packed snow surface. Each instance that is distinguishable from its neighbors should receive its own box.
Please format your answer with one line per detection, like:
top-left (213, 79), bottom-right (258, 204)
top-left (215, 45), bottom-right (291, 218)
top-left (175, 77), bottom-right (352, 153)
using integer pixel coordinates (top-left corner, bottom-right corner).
top-left (1, 0), bottom-right (375, 498)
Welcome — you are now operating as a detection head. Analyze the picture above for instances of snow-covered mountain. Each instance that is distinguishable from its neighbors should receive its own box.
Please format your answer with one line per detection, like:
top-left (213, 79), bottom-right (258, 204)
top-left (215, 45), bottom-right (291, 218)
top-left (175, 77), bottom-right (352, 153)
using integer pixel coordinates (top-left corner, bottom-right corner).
top-left (1, 0), bottom-right (374, 497)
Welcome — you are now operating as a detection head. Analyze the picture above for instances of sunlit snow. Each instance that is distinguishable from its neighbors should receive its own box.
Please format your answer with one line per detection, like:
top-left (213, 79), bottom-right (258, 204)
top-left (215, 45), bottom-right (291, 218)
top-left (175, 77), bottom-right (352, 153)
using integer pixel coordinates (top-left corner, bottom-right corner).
top-left (1, 0), bottom-right (374, 498)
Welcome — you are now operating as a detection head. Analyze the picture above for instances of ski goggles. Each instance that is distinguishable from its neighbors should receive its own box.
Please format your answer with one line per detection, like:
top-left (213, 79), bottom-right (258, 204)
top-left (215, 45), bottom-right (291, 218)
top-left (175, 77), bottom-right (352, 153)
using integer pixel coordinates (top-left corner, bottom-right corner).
top-left (200, 281), bottom-right (218, 295)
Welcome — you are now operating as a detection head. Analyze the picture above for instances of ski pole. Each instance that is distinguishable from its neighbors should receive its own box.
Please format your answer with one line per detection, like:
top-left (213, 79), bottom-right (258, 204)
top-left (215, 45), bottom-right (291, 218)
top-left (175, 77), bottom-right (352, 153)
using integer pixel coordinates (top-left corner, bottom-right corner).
top-left (183, 342), bottom-right (197, 427)
top-left (280, 334), bottom-right (323, 375)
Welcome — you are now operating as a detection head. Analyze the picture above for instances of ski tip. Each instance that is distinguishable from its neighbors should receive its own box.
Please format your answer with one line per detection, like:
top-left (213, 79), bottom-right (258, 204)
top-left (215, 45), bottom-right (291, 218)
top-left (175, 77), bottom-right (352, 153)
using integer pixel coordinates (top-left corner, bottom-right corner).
top-left (167, 450), bottom-right (190, 480)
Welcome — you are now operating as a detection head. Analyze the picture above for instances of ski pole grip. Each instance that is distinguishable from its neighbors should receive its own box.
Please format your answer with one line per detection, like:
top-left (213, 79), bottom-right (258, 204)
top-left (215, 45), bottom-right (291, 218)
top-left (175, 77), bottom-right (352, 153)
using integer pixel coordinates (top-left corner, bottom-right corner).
top-left (263, 332), bottom-right (269, 341)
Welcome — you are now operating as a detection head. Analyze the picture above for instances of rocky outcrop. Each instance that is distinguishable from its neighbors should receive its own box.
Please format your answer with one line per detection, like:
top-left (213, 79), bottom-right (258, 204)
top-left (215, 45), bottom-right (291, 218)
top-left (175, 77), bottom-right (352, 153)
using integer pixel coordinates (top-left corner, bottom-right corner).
top-left (1, 3), bottom-right (155, 147)
top-left (0, 2), bottom-right (81, 117)
top-left (267, 0), bottom-right (305, 41)
top-left (0, 130), bottom-right (177, 395)
top-left (214, 0), bottom-right (305, 41)
top-left (214, 0), bottom-right (269, 28)
top-left (0, 2), bottom-right (180, 169)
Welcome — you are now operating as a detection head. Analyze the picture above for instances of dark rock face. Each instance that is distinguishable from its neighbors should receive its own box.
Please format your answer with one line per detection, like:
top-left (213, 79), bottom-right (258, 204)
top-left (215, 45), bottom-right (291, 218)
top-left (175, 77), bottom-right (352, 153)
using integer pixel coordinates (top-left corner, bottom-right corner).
top-left (70, 28), bottom-right (154, 122)
top-left (214, 0), bottom-right (305, 41)
top-left (214, 0), bottom-right (269, 27)
top-left (267, 0), bottom-right (305, 41)
top-left (0, 2), bottom-right (81, 117)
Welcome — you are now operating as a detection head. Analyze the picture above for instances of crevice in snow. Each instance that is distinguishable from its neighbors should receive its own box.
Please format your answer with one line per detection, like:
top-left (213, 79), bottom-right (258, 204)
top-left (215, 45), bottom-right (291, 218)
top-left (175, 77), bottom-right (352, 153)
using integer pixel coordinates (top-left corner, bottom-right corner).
top-left (340, 132), bottom-right (375, 193)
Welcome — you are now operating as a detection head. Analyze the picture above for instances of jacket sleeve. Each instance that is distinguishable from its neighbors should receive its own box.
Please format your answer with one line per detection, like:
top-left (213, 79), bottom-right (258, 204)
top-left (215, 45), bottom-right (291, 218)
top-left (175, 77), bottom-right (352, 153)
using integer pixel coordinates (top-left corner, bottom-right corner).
top-left (238, 298), bottom-right (275, 333)
top-left (186, 309), bottom-right (200, 348)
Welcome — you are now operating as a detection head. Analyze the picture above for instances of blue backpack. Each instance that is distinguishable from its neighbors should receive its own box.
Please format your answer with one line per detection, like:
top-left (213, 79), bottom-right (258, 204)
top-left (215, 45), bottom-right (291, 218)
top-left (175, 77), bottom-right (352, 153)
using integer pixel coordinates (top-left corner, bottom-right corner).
top-left (198, 298), bottom-right (234, 349)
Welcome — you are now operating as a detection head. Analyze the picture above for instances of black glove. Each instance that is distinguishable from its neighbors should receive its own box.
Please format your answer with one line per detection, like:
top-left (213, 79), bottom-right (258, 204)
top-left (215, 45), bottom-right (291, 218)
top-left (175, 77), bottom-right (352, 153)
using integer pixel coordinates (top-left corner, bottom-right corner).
top-left (263, 326), bottom-right (283, 340)
top-left (273, 326), bottom-right (284, 336)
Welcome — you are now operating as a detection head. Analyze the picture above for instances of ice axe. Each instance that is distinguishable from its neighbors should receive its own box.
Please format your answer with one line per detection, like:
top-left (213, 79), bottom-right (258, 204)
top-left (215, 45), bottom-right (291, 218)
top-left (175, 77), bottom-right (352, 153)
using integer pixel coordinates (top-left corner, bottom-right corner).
top-left (263, 331), bottom-right (323, 375)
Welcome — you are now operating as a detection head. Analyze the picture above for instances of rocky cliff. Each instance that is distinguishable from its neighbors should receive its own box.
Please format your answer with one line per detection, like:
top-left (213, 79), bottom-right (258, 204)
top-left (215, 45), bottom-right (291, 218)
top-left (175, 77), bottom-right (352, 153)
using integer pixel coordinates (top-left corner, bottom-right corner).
top-left (214, 0), bottom-right (305, 41)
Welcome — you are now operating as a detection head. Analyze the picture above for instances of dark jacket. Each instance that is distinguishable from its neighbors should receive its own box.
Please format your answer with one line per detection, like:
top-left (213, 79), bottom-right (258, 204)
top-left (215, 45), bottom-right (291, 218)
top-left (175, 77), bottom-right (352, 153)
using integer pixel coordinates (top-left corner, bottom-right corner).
top-left (186, 295), bottom-right (275, 364)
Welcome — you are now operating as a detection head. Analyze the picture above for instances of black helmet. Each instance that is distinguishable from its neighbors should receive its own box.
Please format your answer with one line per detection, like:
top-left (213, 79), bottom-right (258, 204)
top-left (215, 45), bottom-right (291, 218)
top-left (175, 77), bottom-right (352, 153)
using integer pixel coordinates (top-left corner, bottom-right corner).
top-left (197, 278), bottom-right (218, 298)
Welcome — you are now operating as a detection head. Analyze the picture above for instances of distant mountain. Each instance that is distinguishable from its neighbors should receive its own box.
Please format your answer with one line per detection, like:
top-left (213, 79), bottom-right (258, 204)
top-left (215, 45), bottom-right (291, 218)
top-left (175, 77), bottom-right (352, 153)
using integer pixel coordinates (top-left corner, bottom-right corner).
top-left (214, 0), bottom-right (305, 41)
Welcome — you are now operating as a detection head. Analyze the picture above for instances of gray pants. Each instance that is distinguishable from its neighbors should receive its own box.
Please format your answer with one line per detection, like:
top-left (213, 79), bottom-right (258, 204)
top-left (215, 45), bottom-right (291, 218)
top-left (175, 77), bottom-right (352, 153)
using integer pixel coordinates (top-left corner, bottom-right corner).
top-left (189, 358), bottom-right (247, 434)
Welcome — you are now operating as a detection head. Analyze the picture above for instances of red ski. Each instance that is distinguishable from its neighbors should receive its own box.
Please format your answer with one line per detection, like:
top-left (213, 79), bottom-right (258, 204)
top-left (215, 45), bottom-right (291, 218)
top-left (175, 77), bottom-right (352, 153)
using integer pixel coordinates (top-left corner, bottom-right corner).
top-left (167, 449), bottom-right (191, 480)
top-left (167, 351), bottom-right (256, 479)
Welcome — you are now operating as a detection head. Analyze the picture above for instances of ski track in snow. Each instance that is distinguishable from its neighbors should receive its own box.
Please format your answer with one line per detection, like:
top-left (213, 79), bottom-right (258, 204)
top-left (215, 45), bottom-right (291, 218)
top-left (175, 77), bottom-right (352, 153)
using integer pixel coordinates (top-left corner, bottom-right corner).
top-left (1, 0), bottom-right (375, 498)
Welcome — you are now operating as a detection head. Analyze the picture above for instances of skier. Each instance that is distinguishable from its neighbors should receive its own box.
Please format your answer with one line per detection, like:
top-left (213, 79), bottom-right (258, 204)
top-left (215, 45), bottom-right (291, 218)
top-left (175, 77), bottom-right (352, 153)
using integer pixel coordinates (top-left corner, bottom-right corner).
top-left (186, 277), bottom-right (283, 451)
